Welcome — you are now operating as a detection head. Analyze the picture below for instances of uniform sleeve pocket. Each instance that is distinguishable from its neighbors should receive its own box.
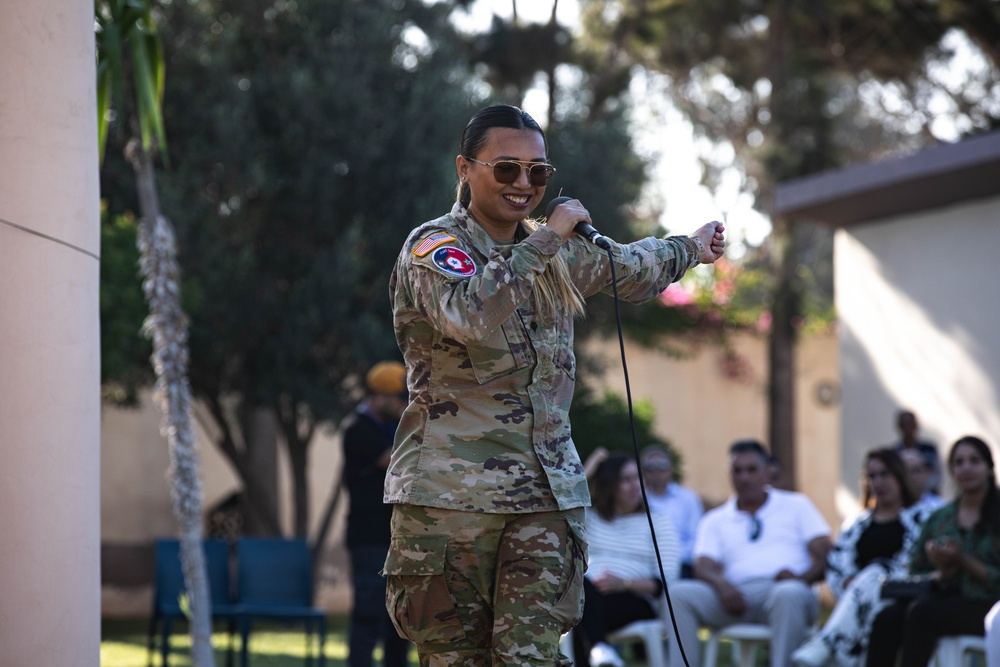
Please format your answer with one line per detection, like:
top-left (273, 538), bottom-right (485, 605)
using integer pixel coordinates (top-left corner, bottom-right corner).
top-left (383, 535), bottom-right (467, 644)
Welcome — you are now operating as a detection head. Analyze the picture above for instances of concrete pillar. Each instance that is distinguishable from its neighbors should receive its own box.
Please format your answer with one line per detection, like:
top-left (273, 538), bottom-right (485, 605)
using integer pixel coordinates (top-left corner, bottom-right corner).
top-left (0, 2), bottom-right (102, 665)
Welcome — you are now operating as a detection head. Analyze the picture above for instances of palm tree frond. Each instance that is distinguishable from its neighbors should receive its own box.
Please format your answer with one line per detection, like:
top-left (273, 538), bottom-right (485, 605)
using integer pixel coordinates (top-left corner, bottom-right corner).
top-left (97, 69), bottom-right (113, 164)
top-left (95, 0), bottom-right (168, 166)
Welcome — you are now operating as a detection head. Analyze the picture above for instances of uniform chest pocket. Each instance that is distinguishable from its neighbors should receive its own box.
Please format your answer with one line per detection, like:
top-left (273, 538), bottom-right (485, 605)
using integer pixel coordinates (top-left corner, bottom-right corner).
top-left (466, 315), bottom-right (535, 384)
top-left (530, 316), bottom-right (576, 381)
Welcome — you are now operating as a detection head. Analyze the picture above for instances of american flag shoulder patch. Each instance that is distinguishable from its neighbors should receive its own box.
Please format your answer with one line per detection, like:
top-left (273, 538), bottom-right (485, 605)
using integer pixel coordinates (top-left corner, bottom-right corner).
top-left (412, 232), bottom-right (457, 257)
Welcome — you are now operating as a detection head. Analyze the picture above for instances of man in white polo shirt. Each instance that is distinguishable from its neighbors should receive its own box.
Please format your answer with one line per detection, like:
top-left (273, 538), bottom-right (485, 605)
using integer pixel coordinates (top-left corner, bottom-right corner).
top-left (666, 439), bottom-right (833, 667)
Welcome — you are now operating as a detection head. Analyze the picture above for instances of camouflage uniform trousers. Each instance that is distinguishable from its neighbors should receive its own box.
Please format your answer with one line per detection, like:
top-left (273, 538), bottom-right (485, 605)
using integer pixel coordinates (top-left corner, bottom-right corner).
top-left (382, 504), bottom-right (587, 667)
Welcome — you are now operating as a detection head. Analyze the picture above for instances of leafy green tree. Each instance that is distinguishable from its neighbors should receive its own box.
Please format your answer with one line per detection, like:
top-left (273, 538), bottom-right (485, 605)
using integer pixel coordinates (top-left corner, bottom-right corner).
top-left (569, 384), bottom-right (683, 480)
top-left (100, 210), bottom-right (152, 404)
top-left (101, 0), bottom-right (487, 537)
top-left (576, 0), bottom-right (1000, 483)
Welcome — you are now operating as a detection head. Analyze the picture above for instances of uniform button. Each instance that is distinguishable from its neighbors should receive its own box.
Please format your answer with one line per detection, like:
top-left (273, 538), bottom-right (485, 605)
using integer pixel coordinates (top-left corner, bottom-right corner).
top-left (530, 322), bottom-right (538, 331)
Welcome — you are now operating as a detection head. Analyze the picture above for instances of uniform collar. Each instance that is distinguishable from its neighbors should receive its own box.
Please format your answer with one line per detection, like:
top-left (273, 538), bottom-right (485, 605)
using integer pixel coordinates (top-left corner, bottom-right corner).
top-left (450, 201), bottom-right (526, 259)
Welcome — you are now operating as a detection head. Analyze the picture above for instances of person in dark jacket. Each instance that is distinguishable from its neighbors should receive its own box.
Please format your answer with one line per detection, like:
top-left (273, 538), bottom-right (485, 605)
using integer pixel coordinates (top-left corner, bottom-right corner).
top-left (343, 361), bottom-right (410, 667)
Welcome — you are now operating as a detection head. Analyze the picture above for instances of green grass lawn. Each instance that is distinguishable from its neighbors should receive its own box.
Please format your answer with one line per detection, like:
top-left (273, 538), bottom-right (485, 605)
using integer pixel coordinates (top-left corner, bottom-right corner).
top-left (102, 616), bottom-right (354, 667)
top-left (102, 616), bottom-right (752, 666)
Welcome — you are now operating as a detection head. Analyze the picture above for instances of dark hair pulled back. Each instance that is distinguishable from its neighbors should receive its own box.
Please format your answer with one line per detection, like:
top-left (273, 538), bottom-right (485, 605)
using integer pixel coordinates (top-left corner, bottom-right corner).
top-left (457, 104), bottom-right (546, 207)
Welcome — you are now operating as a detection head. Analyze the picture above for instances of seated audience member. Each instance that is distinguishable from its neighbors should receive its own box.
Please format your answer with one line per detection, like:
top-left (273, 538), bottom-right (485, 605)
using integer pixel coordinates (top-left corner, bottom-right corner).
top-left (640, 444), bottom-right (704, 578)
top-left (892, 409), bottom-right (942, 494)
top-left (900, 447), bottom-right (945, 510)
top-left (791, 448), bottom-right (933, 667)
top-left (866, 436), bottom-right (1000, 667)
top-left (767, 454), bottom-right (788, 489)
top-left (584, 446), bottom-right (610, 480)
top-left (575, 453), bottom-right (681, 667)
top-left (665, 439), bottom-right (833, 667)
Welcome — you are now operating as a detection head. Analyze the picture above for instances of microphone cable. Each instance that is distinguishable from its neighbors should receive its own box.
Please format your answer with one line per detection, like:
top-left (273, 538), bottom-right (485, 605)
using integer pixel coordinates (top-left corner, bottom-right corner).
top-left (545, 194), bottom-right (694, 666)
top-left (599, 241), bottom-right (694, 667)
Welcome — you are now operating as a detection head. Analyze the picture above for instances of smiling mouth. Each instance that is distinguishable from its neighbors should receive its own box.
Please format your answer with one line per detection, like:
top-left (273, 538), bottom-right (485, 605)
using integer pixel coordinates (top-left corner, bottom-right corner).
top-left (503, 194), bottom-right (530, 205)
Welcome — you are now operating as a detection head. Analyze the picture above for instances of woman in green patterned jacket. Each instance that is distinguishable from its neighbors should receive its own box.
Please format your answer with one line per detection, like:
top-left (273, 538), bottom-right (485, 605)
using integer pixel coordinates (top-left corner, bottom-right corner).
top-left (865, 435), bottom-right (1000, 666)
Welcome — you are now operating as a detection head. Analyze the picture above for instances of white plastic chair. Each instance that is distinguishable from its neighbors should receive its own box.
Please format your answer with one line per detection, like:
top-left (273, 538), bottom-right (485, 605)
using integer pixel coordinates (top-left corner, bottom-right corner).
top-left (931, 635), bottom-right (986, 667)
top-left (703, 623), bottom-right (773, 667)
top-left (608, 619), bottom-right (668, 667)
top-left (560, 619), bottom-right (668, 667)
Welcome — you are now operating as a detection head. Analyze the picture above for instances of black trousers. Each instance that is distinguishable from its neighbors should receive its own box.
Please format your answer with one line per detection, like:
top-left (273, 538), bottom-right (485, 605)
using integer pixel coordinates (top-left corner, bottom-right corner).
top-left (348, 545), bottom-right (410, 667)
top-left (572, 576), bottom-right (657, 666)
top-left (865, 593), bottom-right (995, 667)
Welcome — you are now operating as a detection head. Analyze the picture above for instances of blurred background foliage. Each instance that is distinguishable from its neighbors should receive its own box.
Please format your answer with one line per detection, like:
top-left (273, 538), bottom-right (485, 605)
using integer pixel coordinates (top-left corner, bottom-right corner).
top-left (100, 208), bottom-right (154, 404)
top-left (569, 384), bottom-right (683, 482)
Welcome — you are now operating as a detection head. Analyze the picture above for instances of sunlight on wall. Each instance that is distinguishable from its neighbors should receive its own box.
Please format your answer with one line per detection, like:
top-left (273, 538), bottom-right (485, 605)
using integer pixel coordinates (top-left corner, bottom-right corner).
top-left (842, 235), bottom-right (999, 438)
top-left (837, 195), bottom-right (1000, 504)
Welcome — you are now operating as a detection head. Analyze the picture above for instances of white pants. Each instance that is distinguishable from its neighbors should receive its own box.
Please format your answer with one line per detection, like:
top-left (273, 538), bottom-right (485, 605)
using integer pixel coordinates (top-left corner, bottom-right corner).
top-left (986, 600), bottom-right (1000, 667)
top-left (810, 563), bottom-right (890, 667)
top-left (665, 577), bottom-right (818, 667)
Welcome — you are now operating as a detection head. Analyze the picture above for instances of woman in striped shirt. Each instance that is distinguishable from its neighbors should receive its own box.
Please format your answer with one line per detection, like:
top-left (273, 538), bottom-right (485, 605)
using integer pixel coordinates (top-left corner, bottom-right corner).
top-left (574, 451), bottom-right (681, 667)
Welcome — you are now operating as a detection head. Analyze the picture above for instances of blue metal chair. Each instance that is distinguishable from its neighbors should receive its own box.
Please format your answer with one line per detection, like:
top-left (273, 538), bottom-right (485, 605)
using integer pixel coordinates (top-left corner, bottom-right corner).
top-left (234, 538), bottom-right (327, 667)
top-left (146, 538), bottom-right (238, 666)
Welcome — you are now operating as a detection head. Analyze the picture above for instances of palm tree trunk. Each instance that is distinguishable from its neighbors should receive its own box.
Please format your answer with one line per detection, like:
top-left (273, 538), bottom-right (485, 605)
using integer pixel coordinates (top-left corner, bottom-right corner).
top-left (127, 139), bottom-right (216, 667)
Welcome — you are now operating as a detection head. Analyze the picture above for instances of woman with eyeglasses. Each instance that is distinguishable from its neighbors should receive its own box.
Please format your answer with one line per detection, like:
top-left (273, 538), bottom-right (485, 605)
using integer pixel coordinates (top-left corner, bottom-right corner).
top-left (381, 103), bottom-right (725, 667)
top-left (863, 436), bottom-right (1000, 666)
top-left (791, 448), bottom-right (933, 667)
top-left (572, 453), bottom-right (680, 667)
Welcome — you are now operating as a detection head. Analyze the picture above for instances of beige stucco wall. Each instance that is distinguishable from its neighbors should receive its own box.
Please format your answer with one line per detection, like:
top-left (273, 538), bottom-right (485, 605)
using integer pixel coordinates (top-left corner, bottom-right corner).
top-left (102, 399), bottom-right (349, 541)
top-left (835, 194), bottom-right (1000, 518)
top-left (101, 397), bottom-right (350, 613)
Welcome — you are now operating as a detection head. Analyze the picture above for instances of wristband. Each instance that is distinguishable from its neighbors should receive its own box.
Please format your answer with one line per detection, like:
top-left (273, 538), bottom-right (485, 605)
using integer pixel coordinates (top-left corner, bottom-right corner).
top-left (688, 236), bottom-right (705, 269)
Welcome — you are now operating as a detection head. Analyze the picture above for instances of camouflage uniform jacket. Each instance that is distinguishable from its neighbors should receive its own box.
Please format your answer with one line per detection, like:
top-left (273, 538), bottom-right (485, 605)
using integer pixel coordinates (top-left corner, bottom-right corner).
top-left (386, 202), bottom-right (699, 513)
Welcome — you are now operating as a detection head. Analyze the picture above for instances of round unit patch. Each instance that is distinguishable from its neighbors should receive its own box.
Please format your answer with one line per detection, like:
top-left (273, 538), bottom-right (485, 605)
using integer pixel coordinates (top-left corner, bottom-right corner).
top-left (432, 246), bottom-right (477, 277)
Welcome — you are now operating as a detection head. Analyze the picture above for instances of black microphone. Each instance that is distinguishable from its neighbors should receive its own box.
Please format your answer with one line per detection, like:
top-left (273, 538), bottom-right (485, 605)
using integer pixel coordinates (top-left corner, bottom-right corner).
top-left (545, 196), bottom-right (613, 250)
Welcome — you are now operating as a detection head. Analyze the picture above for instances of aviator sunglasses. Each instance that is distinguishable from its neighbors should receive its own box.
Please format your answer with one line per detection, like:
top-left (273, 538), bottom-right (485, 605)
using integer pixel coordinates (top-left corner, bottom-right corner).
top-left (464, 157), bottom-right (556, 186)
